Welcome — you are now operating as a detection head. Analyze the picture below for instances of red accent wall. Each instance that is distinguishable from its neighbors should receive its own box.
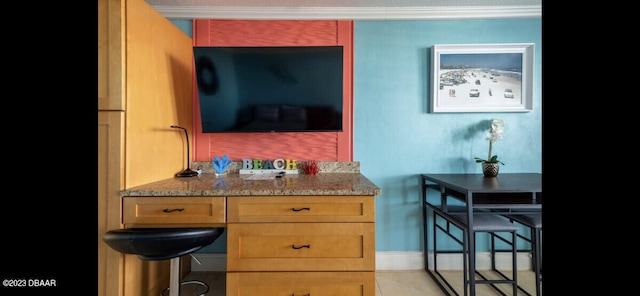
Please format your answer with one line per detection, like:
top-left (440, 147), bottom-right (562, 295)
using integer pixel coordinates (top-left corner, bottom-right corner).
top-left (191, 20), bottom-right (354, 162)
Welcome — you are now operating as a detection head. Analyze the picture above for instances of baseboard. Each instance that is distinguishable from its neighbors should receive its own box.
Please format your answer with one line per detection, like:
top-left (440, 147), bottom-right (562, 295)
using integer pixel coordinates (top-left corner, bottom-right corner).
top-left (375, 251), bottom-right (425, 270)
top-left (190, 251), bottom-right (533, 272)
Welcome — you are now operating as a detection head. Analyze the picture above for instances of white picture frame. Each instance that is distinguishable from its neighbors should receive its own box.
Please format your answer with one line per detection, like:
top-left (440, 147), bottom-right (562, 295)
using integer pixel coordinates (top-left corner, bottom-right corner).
top-left (430, 43), bottom-right (534, 113)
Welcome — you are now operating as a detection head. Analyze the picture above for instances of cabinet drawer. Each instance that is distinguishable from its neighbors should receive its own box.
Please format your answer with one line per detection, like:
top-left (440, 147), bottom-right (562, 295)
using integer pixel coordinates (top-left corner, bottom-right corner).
top-left (227, 223), bottom-right (375, 271)
top-left (226, 271), bottom-right (376, 296)
top-left (227, 196), bottom-right (375, 223)
top-left (123, 197), bottom-right (226, 227)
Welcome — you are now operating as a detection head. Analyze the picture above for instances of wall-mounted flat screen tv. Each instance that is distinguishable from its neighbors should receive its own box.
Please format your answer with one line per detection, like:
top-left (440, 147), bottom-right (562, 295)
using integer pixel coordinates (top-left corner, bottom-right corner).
top-left (193, 46), bottom-right (344, 133)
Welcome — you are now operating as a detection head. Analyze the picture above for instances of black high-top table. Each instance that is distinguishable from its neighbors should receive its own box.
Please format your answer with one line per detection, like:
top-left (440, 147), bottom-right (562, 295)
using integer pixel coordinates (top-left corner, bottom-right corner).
top-left (420, 173), bottom-right (542, 296)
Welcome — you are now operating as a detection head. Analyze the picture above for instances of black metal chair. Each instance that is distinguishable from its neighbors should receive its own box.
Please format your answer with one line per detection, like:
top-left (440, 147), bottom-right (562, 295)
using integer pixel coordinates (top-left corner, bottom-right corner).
top-left (432, 207), bottom-right (519, 296)
top-left (500, 212), bottom-right (542, 296)
top-left (103, 227), bottom-right (225, 296)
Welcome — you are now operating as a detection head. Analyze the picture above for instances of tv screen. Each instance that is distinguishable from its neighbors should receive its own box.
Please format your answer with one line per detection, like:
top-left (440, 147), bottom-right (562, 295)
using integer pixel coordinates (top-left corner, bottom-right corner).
top-left (193, 46), bottom-right (344, 133)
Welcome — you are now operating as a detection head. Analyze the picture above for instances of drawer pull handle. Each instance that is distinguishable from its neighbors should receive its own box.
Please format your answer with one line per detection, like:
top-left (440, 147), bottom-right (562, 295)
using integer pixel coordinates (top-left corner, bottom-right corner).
top-left (162, 208), bottom-right (184, 213)
top-left (290, 294), bottom-right (310, 296)
top-left (291, 244), bottom-right (310, 249)
top-left (291, 207), bottom-right (310, 212)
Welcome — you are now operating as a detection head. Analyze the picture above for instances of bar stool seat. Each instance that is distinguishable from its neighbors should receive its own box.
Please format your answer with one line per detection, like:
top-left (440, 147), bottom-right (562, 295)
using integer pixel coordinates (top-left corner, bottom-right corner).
top-left (103, 227), bottom-right (225, 296)
top-left (432, 208), bottom-right (519, 296)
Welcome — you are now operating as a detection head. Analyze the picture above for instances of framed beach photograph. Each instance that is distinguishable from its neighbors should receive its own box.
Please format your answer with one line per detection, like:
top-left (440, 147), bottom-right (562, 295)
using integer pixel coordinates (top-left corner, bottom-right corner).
top-left (430, 43), bottom-right (534, 113)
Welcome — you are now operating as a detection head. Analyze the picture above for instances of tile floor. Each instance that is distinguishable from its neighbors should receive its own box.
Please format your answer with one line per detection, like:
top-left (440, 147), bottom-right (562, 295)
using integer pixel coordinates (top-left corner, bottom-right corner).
top-left (181, 269), bottom-right (540, 295)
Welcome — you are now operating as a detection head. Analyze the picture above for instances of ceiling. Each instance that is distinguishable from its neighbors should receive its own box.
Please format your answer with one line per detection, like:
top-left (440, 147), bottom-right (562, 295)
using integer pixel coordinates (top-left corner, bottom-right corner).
top-left (145, 0), bottom-right (542, 20)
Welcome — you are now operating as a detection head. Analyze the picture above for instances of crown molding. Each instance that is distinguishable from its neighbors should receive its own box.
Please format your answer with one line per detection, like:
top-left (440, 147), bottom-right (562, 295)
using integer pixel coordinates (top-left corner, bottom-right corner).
top-left (150, 5), bottom-right (541, 20)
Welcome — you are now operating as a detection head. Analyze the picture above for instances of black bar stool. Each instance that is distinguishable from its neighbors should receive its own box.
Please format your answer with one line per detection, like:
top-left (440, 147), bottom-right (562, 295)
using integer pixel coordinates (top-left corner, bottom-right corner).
top-left (501, 212), bottom-right (542, 296)
top-left (103, 227), bottom-right (225, 296)
top-left (432, 207), bottom-right (519, 296)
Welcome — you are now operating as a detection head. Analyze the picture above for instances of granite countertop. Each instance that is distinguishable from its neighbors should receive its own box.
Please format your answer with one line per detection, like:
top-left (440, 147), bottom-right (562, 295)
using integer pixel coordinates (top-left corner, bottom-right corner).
top-left (120, 162), bottom-right (381, 197)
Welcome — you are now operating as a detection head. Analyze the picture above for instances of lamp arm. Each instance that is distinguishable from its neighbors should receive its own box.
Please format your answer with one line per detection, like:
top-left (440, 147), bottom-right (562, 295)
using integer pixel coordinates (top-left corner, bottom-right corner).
top-left (171, 125), bottom-right (198, 177)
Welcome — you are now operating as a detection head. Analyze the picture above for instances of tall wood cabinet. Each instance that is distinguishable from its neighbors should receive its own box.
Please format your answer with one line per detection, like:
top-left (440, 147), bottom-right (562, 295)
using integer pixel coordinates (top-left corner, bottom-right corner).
top-left (97, 0), bottom-right (194, 295)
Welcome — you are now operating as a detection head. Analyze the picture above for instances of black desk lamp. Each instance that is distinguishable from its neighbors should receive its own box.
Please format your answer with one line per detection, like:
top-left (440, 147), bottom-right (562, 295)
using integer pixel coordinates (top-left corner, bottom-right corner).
top-left (171, 125), bottom-right (199, 177)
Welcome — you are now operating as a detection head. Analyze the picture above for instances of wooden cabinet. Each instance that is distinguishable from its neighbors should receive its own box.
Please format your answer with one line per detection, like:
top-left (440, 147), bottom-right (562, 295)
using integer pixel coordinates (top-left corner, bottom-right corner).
top-left (98, 0), bottom-right (124, 111)
top-left (98, 0), bottom-right (194, 295)
top-left (98, 111), bottom-right (125, 296)
top-left (227, 195), bottom-right (374, 223)
top-left (226, 196), bottom-right (376, 296)
top-left (226, 272), bottom-right (376, 296)
top-left (122, 197), bottom-right (226, 228)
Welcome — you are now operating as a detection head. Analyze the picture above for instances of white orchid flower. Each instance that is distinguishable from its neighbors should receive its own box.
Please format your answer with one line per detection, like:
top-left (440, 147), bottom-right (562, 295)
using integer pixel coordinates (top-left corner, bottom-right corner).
top-left (475, 119), bottom-right (505, 165)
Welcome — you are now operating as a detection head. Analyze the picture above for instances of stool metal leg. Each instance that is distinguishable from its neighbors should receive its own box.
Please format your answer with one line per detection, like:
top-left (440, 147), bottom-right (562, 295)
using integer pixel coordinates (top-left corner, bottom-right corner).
top-left (161, 256), bottom-right (210, 296)
top-left (170, 257), bottom-right (180, 296)
top-left (532, 227), bottom-right (542, 296)
top-left (511, 230), bottom-right (518, 296)
top-left (505, 214), bottom-right (542, 296)
top-left (463, 230), bottom-right (468, 296)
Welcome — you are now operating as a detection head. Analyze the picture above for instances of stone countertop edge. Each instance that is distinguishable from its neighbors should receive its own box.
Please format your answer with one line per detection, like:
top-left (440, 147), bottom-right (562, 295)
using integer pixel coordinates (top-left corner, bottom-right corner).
top-left (121, 162), bottom-right (382, 197)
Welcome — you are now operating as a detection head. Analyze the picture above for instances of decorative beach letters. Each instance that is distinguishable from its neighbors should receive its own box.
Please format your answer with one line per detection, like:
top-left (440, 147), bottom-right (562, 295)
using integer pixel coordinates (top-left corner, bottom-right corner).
top-left (240, 158), bottom-right (299, 174)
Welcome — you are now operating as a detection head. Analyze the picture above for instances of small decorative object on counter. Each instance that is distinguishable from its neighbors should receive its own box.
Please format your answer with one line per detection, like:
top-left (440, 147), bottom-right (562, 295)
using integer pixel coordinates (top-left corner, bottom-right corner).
top-left (212, 155), bottom-right (232, 175)
top-left (482, 162), bottom-right (500, 177)
top-left (302, 160), bottom-right (320, 175)
top-left (213, 177), bottom-right (229, 189)
top-left (474, 118), bottom-right (505, 177)
top-left (239, 158), bottom-right (300, 174)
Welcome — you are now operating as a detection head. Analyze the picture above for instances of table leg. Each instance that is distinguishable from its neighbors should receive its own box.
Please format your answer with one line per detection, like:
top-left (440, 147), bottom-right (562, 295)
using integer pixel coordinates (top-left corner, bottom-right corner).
top-left (421, 177), bottom-right (429, 271)
top-left (467, 193), bottom-right (475, 296)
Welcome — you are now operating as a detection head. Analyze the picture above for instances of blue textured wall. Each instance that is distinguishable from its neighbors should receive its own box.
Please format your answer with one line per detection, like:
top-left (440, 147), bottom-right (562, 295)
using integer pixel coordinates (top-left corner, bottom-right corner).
top-left (170, 18), bottom-right (543, 253)
top-left (354, 19), bottom-right (542, 252)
